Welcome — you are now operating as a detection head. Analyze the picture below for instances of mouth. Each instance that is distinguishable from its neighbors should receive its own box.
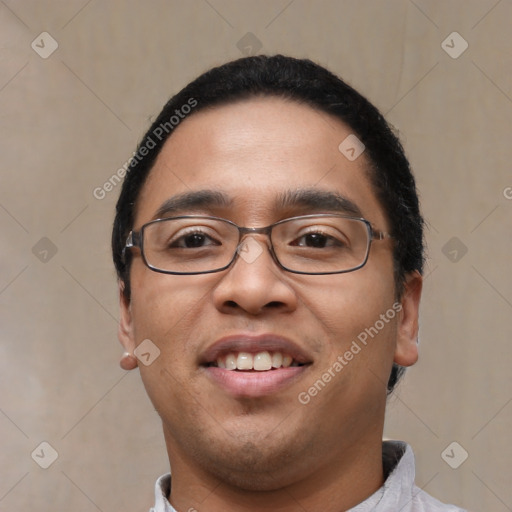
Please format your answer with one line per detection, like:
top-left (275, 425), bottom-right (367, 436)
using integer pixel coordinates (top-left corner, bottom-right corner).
top-left (200, 334), bottom-right (312, 397)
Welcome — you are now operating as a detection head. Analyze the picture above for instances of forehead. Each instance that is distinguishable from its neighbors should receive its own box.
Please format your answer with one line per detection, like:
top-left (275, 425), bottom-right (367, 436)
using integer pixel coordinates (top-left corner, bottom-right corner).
top-left (135, 97), bottom-right (387, 228)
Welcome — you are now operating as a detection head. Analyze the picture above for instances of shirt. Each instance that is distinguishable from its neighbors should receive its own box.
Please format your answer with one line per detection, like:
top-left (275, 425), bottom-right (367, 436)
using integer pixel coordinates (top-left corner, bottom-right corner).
top-left (150, 441), bottom-right (467, 512)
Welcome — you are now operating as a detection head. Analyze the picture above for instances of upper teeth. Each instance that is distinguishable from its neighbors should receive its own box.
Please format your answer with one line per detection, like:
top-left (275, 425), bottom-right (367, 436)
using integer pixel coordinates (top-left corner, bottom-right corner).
top-left (216, 351), bottom-right (295, 371)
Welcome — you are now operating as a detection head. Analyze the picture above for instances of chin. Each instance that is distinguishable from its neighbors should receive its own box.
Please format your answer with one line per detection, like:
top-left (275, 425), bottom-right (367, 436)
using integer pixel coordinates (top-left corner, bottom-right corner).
top-left (185, 428), bottom-right (315, 491)
top-left (204, 445), bottom-right (307, 491)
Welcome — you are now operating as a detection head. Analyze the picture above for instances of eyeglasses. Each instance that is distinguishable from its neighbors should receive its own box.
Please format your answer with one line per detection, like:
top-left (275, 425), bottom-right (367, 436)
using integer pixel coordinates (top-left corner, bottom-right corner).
top-left (123, 214), bottom-right (392, 276)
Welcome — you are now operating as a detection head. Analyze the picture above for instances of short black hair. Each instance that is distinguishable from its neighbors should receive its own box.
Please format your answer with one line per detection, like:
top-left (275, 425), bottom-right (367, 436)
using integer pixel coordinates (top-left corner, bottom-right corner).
top-left (111, 55), bottom-right (425, 393)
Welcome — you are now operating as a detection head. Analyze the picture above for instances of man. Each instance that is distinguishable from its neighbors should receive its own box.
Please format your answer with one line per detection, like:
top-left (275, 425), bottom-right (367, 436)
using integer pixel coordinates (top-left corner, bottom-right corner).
top-left (112, 55), bottom-right (467, 511)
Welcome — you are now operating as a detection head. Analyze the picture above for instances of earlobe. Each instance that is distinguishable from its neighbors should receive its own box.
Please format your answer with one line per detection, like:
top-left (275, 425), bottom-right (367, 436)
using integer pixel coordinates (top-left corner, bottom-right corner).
top-left (394, 271), bottom-right (423, 367)
top-left (118, 281), bottom-right (138, 370)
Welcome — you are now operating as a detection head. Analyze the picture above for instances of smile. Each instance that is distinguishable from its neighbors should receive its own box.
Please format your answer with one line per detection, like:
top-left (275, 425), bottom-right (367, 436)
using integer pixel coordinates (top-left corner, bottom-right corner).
top-left (200, 334), bottom-right (312, 397)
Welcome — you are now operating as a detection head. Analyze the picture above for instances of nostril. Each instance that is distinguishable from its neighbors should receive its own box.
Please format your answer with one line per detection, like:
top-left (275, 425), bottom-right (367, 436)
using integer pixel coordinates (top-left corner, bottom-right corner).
top-left (266, 301), bottom-right (285, 309)
top-left (225, 300), bottom-right (238, 308)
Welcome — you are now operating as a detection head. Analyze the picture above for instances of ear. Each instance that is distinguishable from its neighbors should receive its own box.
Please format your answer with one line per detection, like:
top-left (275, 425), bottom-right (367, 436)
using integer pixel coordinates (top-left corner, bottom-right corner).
top-left (118, 281), bottom-right (136, 354)
top-left (394, 271), bottom-right (423, 367)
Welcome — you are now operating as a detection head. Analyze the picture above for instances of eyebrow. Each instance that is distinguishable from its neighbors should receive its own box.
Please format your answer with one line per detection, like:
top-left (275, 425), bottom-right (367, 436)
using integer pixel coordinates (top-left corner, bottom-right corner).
top-left (275, 188), bottom-right (363, 217)
top-left (153, 190), bottom-right (233, 219)
top-left (153, 187), bottom-right (363, 220)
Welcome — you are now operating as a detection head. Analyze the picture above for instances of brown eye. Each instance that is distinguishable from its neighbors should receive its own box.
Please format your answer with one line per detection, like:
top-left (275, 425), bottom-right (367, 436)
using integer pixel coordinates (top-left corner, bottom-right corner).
top-left (170, 231), bottom-right (220, 249)
top-left (292, 232), bottom-right (342, 248)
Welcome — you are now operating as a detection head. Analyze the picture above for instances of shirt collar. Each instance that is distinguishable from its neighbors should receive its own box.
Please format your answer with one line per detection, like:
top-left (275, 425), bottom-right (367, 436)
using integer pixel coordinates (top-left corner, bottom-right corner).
top-left (150, 472), bottom-right (174, 512)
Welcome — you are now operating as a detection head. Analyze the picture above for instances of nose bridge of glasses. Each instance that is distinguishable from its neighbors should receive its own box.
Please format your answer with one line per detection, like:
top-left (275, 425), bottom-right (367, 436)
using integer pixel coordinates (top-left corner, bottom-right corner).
top-left (230, 225), bottom-right (276, 270)
top-left (236, 225), bottom-right (273, 246)
top-left (238, 225), bottom-right (272, 235)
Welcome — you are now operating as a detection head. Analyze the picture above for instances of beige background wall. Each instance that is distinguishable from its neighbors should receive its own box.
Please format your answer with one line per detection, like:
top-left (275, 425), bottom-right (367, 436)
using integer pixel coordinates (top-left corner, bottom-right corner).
top-left (1, 1), bottom-right (511, 511)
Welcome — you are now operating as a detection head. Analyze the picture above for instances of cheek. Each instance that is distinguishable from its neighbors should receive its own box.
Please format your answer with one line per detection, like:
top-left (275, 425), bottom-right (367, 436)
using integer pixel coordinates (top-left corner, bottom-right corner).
top-left (129, 269), bottom-right (207, 411)
top-left (296, 277), bottom-right (398, 423)
top-left (298, 259), bottom-right (399, 399)
top-left (129, 264), bottom-right (205, 358)
top-left (300, 263), bottom-right (396, 340)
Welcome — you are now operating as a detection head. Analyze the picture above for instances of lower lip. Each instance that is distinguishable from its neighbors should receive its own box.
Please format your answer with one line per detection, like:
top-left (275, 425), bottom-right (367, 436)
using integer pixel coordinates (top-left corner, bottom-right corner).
top-left (204, 365), bottom-right (308, 398)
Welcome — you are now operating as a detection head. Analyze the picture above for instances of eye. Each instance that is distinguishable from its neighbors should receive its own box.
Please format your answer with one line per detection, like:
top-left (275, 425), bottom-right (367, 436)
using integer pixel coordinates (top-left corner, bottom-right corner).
top-left (291, 231), bottom-right (344, 249)
top-left (169, 230), bottom-right (220, 249)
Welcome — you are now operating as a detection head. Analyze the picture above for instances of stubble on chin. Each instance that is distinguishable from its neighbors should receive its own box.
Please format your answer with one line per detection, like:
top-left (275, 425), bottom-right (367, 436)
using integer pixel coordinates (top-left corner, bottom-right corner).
top-left (165, 415), bottom-right (317, 491)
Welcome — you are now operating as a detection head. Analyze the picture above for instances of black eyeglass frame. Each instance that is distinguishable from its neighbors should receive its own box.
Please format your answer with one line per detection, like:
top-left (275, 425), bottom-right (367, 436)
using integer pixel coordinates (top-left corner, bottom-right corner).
top-left (123, 214), bottom-right (392, 276)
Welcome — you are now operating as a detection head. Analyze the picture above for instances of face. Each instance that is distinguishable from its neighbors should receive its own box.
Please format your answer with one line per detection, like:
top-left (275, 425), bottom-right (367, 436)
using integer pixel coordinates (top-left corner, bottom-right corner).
top-left (119, 97), bottom-right (421, 491)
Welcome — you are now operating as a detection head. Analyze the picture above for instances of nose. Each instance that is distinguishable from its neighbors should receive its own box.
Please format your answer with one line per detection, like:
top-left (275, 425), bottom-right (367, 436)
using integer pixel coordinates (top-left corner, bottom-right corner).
top-left (212, 236), bottom-right (298, 316)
